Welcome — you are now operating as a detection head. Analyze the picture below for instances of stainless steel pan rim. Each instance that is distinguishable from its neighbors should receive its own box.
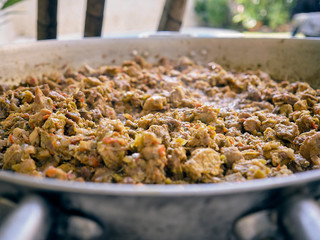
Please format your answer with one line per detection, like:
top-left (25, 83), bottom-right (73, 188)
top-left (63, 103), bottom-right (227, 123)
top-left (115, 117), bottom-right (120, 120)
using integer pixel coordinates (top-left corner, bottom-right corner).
top-left (0, 36), bottom-right (320, 240)
top-left (0, 169), bottom-right (319, 196)
top-left (0, 36), bottom-right (320, 197)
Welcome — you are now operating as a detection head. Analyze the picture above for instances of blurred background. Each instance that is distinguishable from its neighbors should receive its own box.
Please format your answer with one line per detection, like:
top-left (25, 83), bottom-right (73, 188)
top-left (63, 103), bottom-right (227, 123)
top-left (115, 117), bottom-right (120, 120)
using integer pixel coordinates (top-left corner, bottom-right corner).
top-left (0, 0), bottom-right (319, 44)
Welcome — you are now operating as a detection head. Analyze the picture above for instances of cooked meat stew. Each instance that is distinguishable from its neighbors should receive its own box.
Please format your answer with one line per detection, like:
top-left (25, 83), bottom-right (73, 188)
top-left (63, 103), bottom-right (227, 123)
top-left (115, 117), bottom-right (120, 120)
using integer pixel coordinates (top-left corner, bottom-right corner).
top-left (0, 56), bottom-right (319, 184)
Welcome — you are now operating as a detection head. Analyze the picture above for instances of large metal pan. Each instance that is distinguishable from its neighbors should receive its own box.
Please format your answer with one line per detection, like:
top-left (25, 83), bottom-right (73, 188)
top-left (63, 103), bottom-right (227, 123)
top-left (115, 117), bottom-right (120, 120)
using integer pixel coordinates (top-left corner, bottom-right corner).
top-left (0, 36), bottom-right (320, 240)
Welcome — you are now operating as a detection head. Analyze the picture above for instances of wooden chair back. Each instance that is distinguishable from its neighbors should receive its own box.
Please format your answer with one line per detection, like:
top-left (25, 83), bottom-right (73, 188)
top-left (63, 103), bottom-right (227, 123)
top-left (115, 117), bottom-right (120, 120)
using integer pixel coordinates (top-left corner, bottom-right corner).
top-left (37, 0), bottom-right (187, 40)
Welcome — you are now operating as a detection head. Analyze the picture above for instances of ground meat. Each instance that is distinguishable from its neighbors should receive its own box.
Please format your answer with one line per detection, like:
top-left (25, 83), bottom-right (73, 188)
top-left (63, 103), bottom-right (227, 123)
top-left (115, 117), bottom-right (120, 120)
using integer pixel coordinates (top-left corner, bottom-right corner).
top-left (247, 85), bottom-right (261, 101)
top-left (29, 127), bottom-right (40, 146)
top-left (294, 100), bottom-right (309, 111)
top-left (241, 149), bottom-right (261, 160)
top-left (183, 148), bottom-right (222, 181)
top-left (263, 127), bottom-right (277, 142)
top-left (221, 147), bottom-right (244, 167)
top-left (268, 165), bottom-right (293, 177)
top-left (313, 103), bottom-right (320, 114)
top-left (244, 116), bottom-right (261, 134)
top-left (290, 154), bottom-right (310, 172)
top-left (274, 122), bottom-right (299, 142)
top-left (295, 114), bottom-right (318, 133)
top-left (233, 159), bottom-right (270, 180)
top-left (169, 87), bottom-right (185, 107)
top-left (44, 166), bottom-right (67, 180)
top-left (263, 141), bottom-right (295, 166)
top-left (225, 172), bottom-right (246, 182)
top-left (3, 144), bottom-right (22, 170)
top-left (293, 130), bottom-right (317, 150)
top-left (193, 106), bottom-right (218, 124)
top-left (92, 168), bottom-right (114, 183)
top-left (149, 125), bottom-right (171, 146)
top-left (214, 134), bottom-right (234, 149)
top-left (300, 132), bottom-right (320, 165)
top-left (97, 137), bottom-right (127, 170)
top-left (134, 132), bottom-right (167, 183)
top-left (143, 95), bottom-right (167, 111)
top-left (279, 104), bottom-right (293, 117)
top-left (238, 112), bottom-right (252, 119)
top-left (167, 146), bottom-right (187, 179)
top-left (0, 56), bottom-right (319, 184)
top-left (186, 125), bottom-right (217, 149)
top-left (272, 93), bottom-right (299, 105)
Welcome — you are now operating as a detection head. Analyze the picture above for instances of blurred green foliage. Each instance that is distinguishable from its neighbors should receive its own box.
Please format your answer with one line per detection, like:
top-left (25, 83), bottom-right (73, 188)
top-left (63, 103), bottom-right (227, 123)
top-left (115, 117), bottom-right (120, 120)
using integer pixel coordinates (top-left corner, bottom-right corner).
top-left (0, 0), bottom-right (25, 26)
top-left (195, 0), bottom-right (231, 27)
top-left (1, 0), bottom-right (24, 10)
top-left (195, 0), bottom-right (297, 30)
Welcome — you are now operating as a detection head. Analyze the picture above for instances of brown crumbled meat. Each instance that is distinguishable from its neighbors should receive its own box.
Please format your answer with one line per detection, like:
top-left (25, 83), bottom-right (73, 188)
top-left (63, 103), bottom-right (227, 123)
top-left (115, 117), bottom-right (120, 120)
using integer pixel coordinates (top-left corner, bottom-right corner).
top-left (193, 106), bottom-right (218, 124)
top-left (167, 146), bottom-right (187, 179)
top-left (92, 168), bottom-right (114, 183)
top-left (97, 137), bottom-right (127, 170)
top-left (247, 85), bottom-right (261, 101)
top-left (294, 100), bottom-right (309, 111)
top-left (143, 95), bottom-right (167, 111)
top-left (313, 103), bottom-right (320, 114)
top-left (243, 116), bottom-right (261, 134)
top-left (225, 172), bottom-right (246, 182)
top-left (44, 166), bottom-right (68, 180)
top-left (268, 165), bottom-right (293, 177)
top-left (279, 104), bottom-right (293, 117)
top-left (263, 141), bottom-right (295, 166)
top-left (263, 127), bottom-right (277, 142)
top-left (293, 130), bottom-right (317, 150)
top-left (272, 93), bottom-right (299, 105)
top-left (241, 149), bottom-right (261, 160)
top-left (183, 148), bottom-right (222, 181)
top-left (12, 158), bottom-right (38, 176)
top-left (3, 144), bottom-right (22, 170)
top-left (214, 134), bottom-right (234, 149)
top-left (238, 112), bottom-right (252, 119)
top-left (300, 132), bottom-right (320, 165)
top-left (169, 87), bottom-right (185, 107)
top-left (295, 114), bottom-right (318, 133)
top-left (290, 154), bottom-right (310, 172)
top-left (221, 147), bottom-right (244, 167)
top-left (260, 116), bottom-right (277, 132)
top-left (122, 154), bottom-right (147, 183)
top-left (0, 56), bottom-right (319, 183)
top-left (233, 159), bottom-right (270, 180)
top-left (260, 118), bottom-right (277, 132)
top-left (274, 122), bottom-right (299, 142)
top-left (29, 127), bottom-right (40, 146)
top-left (33, 87), bottom-right (53, 112)
top-left (186, 125), bottom-right (217, 149)
top-left (149, 125), bottom-right (171, 147)
top-left (133, 132), bottom-right (167, 183)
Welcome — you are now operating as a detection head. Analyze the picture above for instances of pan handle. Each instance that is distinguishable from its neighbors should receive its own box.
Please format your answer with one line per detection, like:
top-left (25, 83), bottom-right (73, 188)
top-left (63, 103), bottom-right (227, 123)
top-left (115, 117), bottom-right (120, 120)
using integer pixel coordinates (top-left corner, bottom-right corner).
top-left (0, 196), bottom-right (51, 240)
top-left (234, 197), bottom-right (320, 240)
top-left (279, 197), bottom-right (320, 240)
